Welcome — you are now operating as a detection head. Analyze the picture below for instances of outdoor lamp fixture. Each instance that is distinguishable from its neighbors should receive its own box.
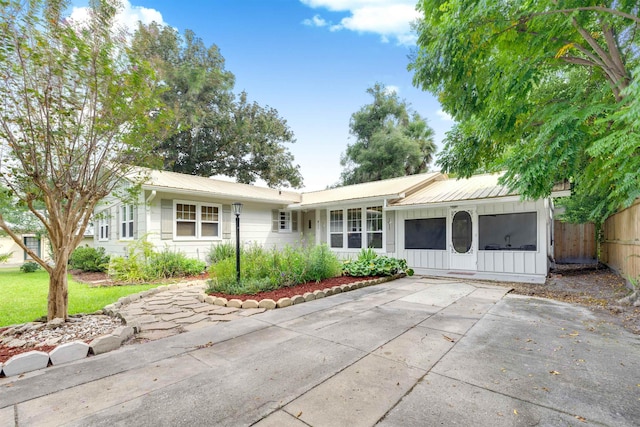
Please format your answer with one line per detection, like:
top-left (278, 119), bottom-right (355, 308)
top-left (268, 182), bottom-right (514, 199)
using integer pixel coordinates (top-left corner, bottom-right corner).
top-left (232, 202), bottom-right (243, 284)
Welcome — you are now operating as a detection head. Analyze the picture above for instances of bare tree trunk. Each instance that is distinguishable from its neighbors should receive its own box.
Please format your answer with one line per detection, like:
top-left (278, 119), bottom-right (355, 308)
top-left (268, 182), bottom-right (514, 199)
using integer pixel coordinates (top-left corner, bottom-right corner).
top-left (47, 260), bottom-right (69, 321)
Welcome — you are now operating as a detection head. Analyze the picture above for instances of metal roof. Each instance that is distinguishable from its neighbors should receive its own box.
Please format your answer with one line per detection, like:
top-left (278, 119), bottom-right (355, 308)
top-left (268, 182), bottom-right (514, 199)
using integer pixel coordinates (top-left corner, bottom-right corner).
top-left (140, 169), bottom-right (301, 204)
top-left (390, 173), bottom-right (515, 206)
top-left (295, 172), bottom-right (441, 208)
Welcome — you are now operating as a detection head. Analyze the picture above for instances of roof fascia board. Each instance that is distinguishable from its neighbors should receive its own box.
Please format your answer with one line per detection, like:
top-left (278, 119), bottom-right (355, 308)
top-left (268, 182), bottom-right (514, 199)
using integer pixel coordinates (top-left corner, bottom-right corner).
top-left (387, 195), bottom-right (537, 210)
top-left (142, 184), bottom-right (299, 205)
top-left (288, 194), bottom-right (403, 210)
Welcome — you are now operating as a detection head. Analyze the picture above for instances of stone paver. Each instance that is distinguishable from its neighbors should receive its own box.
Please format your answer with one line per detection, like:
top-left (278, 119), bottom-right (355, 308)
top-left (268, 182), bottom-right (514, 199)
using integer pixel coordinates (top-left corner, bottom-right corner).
top-left (48, 342), bottom-right (90, 366)
top-left (100, 280), bottom-right (263, 345)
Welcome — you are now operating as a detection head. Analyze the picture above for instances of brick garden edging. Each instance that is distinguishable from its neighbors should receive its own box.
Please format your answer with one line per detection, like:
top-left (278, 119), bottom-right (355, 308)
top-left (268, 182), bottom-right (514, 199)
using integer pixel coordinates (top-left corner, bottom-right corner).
top-left (0, 275), bottom-right (403, 378)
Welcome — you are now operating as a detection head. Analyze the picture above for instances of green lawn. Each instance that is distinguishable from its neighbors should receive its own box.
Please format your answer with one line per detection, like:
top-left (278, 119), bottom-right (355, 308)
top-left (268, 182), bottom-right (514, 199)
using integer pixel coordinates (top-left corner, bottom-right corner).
top-left (0, 268), bottom-right (160, 327)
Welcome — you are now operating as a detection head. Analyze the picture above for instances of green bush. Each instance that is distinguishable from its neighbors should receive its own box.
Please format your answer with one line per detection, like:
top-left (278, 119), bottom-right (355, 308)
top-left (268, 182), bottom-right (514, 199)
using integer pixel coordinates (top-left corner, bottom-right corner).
top-left (107, 239), bottom-right (205, 282)
top-left (20, 261), bottom-right (41, 273)
top-left (207, 243), bottom-right (343, 295)
top-left (306, 244), bottom-right (343, 282)
top-left (342, 249), bottom-right (414, 277)
top-left (146, 249), bottom-right (206, 278)
top-left (69, 246), bottom-right (110, 272)
top-left (206, 242), bottom-right (235, 264)
top-left (0, 251), bottom-right (13, 263)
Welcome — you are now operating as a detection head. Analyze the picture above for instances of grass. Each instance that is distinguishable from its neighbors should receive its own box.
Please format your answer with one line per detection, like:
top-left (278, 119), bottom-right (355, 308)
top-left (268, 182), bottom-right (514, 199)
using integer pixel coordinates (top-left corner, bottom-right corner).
top-left (0, 268), bottom-right (160, 327)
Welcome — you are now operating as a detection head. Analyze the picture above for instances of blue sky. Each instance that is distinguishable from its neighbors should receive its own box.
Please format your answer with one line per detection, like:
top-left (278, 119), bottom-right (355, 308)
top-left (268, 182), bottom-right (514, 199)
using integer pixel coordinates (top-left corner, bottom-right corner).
top-left (71, 0), bottom-right (454, 191)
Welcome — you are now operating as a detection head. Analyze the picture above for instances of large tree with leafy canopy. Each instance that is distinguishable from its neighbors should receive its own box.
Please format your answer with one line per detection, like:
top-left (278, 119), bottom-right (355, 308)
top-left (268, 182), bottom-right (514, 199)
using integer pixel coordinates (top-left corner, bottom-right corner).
top-left (131, 23), bottom-right (303, 188)
top-left (340, 83), bottom-right (436, 185)
top-left (0, 0), bottom-right (165, 320)
top-left (410, 0), bottom-right (639, 222)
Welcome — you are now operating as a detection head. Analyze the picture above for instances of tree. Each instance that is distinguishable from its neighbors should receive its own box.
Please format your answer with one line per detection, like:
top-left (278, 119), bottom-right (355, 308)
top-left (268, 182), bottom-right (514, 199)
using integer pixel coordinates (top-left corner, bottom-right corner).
top-left (131, 23), bottom-right (303, 188)
top-left (0, 0), bottom-right (164, 320)
top-left (340, 83), bottom-right (436, 185)
top-left (410, 0), bottom-right (639, 222)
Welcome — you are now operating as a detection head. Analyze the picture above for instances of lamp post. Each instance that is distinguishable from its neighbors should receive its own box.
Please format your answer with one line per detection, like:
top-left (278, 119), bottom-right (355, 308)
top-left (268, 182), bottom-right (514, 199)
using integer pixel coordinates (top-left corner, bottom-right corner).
top-left (232, 202), bottom-right (243, 284)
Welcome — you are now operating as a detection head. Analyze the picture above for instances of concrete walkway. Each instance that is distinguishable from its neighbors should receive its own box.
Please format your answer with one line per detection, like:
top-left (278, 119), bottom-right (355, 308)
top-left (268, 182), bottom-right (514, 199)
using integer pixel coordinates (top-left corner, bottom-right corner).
top-left (1, 276), bottom-right (638, 426)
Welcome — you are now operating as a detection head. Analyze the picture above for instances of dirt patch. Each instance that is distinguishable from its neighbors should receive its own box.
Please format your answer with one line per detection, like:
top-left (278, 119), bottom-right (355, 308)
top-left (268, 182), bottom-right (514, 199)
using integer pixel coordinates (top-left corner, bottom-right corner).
top-left (491, 264), bottom-right (640, 334)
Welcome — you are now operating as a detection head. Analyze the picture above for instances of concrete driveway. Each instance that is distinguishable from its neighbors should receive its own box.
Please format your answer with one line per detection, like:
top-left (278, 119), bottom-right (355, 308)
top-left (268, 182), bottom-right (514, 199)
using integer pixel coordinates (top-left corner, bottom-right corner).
top-left (1, 276), bottom-right (638, 426)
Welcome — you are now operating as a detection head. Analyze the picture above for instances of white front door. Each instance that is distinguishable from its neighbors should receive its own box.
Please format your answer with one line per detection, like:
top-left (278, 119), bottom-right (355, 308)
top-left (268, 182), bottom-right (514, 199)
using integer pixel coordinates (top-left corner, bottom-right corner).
top-left (450, 209), bottom-right (477, 271)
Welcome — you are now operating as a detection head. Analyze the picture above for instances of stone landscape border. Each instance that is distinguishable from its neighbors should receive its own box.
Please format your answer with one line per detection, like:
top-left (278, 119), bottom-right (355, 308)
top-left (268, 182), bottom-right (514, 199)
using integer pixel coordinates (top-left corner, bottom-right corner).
top-left (0, 274), bottom-right (402, 378)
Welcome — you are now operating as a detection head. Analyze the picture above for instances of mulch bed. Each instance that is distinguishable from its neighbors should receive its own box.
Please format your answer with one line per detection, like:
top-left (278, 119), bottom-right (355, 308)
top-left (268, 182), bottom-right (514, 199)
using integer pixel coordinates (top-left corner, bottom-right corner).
top-left (207, 276), bottom-right (381, 302)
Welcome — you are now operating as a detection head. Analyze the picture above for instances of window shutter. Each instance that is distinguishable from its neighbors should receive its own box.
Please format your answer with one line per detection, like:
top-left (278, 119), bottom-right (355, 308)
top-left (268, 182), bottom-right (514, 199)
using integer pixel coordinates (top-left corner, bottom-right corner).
top-left (292, 211), bottom-right (298, 232)
top-left (272, 210), bottom-right (279, 232)
top-left (319, 210), bottom-right (327, 244)
top-left (160, 199), bottom-right (173, 240)
top-left (108, 207), bottom-right (114, 240)
top-left (222, 204), bottom-right (231, 239)
top-left (115, 206), bottom-right (120, 240)
top-left (133, 205), bottom-right (138, 239)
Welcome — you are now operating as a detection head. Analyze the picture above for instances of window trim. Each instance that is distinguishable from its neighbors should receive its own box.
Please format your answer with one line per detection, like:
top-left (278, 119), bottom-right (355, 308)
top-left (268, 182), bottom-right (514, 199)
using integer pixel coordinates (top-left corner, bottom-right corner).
top-left (173, 200), bottom-right (222, 241)
top-left (98, 213), bottom-right (110, 242)
top-left (279, 210), bottom-right (292, 233)
top-left (120, 204), bottom-right (135, 240)
top-left (328, 205), bottom-right (384, 251)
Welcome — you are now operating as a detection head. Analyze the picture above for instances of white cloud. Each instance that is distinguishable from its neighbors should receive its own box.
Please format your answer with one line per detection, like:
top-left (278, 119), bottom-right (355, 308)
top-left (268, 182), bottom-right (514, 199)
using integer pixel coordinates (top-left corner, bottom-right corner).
top-left (384, 85), bottom-right (400, 95)
top-left (300, 0), bottom-right (420, 46)
top-left (70, 0), bottom-right (165, 35)
top-left (436, 109), bottom-right (454, 122)
top-left (303, 14), bottom-right (328, 27)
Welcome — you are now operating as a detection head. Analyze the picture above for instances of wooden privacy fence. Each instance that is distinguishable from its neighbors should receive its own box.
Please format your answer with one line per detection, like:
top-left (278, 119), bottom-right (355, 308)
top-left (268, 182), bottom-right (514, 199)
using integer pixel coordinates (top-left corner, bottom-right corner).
top-left (554, 221), bottom-right (597, 264)
top-left (601, 199), bottom-right (640, 281)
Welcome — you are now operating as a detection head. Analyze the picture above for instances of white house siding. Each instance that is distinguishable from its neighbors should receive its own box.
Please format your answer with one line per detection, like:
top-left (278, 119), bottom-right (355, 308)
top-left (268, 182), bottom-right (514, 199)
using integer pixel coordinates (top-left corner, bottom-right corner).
top-left (396, 199), bottom-right (551, 283)
top-left (96, 190), bottom-right (303, 262)
top-left (397, 207), bottom-right (449, 271)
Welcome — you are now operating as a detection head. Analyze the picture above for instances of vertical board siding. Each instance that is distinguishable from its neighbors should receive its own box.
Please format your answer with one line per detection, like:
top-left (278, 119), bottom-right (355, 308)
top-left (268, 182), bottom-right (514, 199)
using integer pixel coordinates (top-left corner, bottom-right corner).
top-left (554, 222), bottom-right (597, 263)
top-left (601, 199), bottom-right (640, 280)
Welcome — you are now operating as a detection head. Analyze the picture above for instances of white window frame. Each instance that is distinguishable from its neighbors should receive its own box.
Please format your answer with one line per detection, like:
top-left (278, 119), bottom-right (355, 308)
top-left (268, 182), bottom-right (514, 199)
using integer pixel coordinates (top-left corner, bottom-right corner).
top-left (279, 210), bottom-right (291, 232)
top-left (329, 209), bottom-right (344, 248)
top-left (120, 204), bottom-right (135, 240)
top-left (98, 213), bottom-right (110, 242)
top-left (173, 200), bottom-right (221, 240)
top-left (328, 205), bottom-right (384, 251)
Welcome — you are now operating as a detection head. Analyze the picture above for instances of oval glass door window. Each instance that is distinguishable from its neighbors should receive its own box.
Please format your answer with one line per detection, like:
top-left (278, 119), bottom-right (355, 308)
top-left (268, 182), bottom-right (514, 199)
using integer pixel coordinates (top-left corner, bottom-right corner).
top-left (452, 211), bottom-right (472, 253)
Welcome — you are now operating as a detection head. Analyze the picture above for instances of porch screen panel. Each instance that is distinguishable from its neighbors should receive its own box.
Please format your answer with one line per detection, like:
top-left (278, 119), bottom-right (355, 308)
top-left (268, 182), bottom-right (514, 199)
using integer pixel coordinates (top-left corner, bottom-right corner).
top-left (479, 212), bottom-right (537, 250)
top-left (404, 218), bottom-right (446, 250)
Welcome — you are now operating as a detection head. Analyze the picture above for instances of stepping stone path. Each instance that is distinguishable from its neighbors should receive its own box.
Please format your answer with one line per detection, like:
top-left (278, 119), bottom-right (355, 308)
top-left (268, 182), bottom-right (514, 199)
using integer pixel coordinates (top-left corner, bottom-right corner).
top-left (104, 281), bottom-right (266, 342)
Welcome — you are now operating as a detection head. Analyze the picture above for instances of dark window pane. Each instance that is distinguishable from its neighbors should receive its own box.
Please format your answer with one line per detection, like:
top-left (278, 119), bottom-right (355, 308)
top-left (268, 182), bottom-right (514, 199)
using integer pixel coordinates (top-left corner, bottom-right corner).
top-left (367, 232), bottom-right (382, 248)
top-left (479, 212), bottom-right (537, 250)
top-left (330, 234), bottom-right (343, 248)
top-left (348, 232), bottom-right (362, 248)
top-left (201, 222), bottom-right (218, 237)
top-left (452, 211), bottom-right (472, 253)
top-left (176, 221), bottom-right (196, 237)
top-left (404, 218), bottom-right (446, 250)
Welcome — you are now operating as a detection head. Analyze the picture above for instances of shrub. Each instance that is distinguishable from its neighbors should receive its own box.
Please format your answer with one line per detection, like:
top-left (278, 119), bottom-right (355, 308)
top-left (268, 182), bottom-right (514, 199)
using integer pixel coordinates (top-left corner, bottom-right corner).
top-left (69, 246), bottom-right (110, 272)
top-left (0, 251), bottom-right (13, 263)
top-left (146, 249), bottom-right (206, 279)
top-left (20, 261), bottom-right (40, 273)
top-left (343, 249), bottom-right (414, 277)
top-left (206, 242), bottom-right (235, 264)
top-left (305, 244), bottom-right (342, 282)
top-left (207, 243), bottom-right (343, 295)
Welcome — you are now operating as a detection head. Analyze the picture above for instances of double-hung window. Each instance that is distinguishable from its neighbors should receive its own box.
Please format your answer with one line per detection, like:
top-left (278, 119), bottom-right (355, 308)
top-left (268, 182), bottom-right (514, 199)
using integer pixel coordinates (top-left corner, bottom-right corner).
top-left (347, 208), bottom-right (362, 248)
top-left (175, 202), bottom-right (220, 239)
top-left (121, 205), bottom-right (134, 239)
top-left (366, 206), bottom-right (383, 249)
top-left (279, 211), bottom-right (291, 232)
top-left (330, 210), bottom-right (344, 248)
top-left (330, 206), bottom-right (383, 249)
top-left (98, 213), bottom-right (110, 241)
